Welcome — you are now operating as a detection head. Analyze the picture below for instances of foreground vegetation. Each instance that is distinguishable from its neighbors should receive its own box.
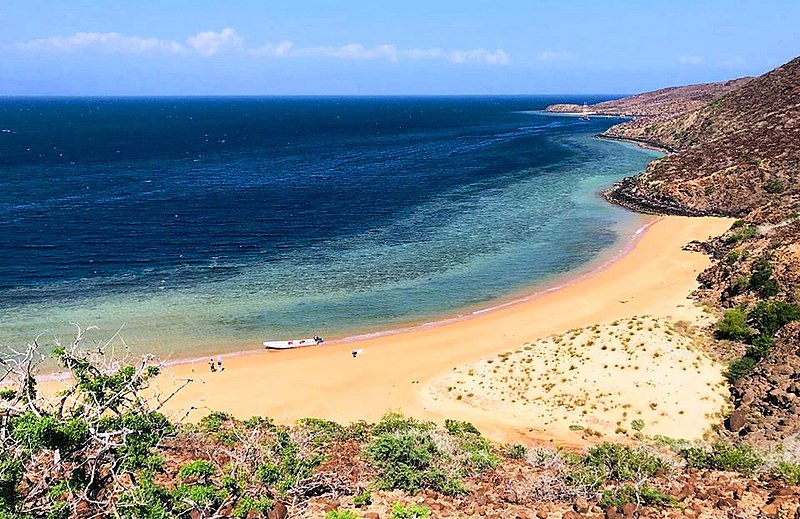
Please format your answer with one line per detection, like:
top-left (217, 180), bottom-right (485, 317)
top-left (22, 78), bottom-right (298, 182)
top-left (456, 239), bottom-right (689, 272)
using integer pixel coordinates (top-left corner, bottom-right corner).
top-left (1, 329), bottom-right (799, 518)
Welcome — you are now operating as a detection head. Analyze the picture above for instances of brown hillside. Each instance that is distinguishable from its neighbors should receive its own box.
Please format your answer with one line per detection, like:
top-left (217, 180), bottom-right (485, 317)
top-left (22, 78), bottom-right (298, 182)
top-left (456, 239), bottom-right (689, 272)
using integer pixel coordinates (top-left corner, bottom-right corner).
top-left (545, 77), bottom-right (751, 117)
top-left (605, 56), bottom-right (800, 221)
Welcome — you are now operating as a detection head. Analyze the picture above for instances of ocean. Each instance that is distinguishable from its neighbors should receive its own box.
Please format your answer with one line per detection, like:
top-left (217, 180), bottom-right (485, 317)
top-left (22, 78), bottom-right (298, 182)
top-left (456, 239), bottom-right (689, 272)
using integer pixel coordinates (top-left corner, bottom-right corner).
top-left (0, 96), bottom-right (659, 359)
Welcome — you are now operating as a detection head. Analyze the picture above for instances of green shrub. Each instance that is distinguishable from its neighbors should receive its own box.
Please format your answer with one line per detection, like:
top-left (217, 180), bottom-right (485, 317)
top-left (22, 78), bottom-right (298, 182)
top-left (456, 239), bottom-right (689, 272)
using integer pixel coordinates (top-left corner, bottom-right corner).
top-left (566, 443), bottom-right (668, 492)
top-left (326, 510), bottom-right (359, 519)
top-left (502, 443), bottom-right (527, 460)
top-left (364, 414), bottom-right (484, 496)
top-left (98, 412), bottom-right (174, 472)
top-left (391, 502), bottom-right (431, 519)
top-left (444, 419), bottom-right (481, 436)
top-left (178, 460), bottom-right (215, 482)
top-left (680, 443), bottom-right (763, 475)
top-left (716, 308), bottom-right (751, 340)
top-left (765, 180), bottom-right (786, 194)
top-left (372, 412), bottom-right (434, 436)
top-left (343, 420), bottom-right (373, 441)
top-left (116, 472), bottom-right (173, 519)
top-left (731, 275), bottom-right (750, 295)
top-left (242, 416), bottom-right (275, 429)
top-left (749, 258), bottom-right (779, 297)
top-left (0, 454), bottom-right (23, 511)
top-left (725, 250), bottom-right (741, 264)
top-left (200, 411), bottom-right (231, 433)
top-left (600, 483), bottom-right (677, 508)
top-left (749, 301), bottom-right (800, 338)
top-left (773, 461), bottom-right (800, 485)
top-left (10, 413), bottom-right (89, 455)
top-left (173, 482), bottom-right (228, 514)
top-left (296, 417), bottom-right (345, 446)
top-left (232, 496), bottom-right (274, 518)
top-left (725, 224), bottom-right (757, 244)
top-left (257, 429), bottom-right (325, 497)
top-left (726, 357), bottom-right (757, 383)
top-left (353, 489), bottom-right (372, 507)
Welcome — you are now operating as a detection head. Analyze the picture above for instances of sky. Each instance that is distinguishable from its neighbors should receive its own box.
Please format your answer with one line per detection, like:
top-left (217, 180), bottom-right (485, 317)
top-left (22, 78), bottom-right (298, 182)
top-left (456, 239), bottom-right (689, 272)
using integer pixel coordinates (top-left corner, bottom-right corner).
top-left (1, 1), bottom-right (798, 96)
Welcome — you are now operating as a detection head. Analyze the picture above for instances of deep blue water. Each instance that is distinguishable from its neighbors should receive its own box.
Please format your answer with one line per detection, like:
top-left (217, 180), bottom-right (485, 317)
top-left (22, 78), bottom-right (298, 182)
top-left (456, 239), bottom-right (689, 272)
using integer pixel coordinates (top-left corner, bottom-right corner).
top-left (0, 96), bottom-right (658, 355)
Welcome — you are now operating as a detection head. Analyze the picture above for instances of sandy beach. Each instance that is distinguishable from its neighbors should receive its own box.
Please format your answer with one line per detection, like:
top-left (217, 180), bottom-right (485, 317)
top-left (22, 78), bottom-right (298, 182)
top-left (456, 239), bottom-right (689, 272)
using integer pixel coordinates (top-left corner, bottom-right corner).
top-left (151, 215), bottom-right (733, 445)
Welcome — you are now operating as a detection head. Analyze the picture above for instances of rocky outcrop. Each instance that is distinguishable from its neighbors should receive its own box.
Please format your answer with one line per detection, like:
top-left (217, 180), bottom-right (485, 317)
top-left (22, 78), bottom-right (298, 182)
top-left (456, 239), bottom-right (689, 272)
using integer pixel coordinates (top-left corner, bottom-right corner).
top-left (729, 322), bottom-right (800, 443)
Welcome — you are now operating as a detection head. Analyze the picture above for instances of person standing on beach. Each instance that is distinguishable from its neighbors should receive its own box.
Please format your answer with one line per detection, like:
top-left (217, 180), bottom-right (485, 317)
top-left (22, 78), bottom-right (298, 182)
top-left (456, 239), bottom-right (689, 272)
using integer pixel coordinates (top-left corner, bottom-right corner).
top-left (216, 356), bottom-right (224, 371)
top-left (208, 359), bottom-right (216, 373)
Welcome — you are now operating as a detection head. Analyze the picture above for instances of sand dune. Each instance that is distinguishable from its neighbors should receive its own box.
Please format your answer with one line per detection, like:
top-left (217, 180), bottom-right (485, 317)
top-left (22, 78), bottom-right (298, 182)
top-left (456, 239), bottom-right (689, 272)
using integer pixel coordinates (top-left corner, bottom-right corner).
top-left (425, 316), bottom-right (729, 442)
top-left (152, 215), bottom-right (734, 445)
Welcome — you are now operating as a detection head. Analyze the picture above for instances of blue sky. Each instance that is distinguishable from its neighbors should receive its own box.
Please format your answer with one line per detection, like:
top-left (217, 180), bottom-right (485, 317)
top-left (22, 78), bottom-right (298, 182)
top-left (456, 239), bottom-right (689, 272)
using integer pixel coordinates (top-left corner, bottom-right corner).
top-left (1, 1), bottom-right (798, 95)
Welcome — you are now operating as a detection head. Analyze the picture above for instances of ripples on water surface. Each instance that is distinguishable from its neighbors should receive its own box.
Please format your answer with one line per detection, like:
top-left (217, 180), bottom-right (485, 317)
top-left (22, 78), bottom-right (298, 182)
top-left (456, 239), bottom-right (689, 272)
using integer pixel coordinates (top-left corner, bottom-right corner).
top-left (0, 97), bottom-right (659, 357)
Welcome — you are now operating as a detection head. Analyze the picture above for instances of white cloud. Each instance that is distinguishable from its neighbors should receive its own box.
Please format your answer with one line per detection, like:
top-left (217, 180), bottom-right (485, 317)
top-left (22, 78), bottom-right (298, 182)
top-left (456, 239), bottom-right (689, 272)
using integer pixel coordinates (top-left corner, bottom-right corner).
top-left (296, 43), bottom-right (400, 61)
top-left (537, 50), bottom-right (574, 62)
top-left (186, 28), bottom-right (243, 57)
top-left (14, 32), bottom-right (186, 55)
top-left (448, 48), bottom-right (509, 65)
top-left (678, 55), bottom-right (704, 65)
top-left (250, 40), bottom-right (294, 57)
top-left (6, 29), bottom-right (509, 65)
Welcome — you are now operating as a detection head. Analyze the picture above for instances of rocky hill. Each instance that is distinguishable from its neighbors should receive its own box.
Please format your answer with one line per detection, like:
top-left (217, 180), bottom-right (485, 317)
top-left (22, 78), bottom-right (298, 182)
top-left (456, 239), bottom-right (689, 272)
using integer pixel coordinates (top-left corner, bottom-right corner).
top-left (604, 56), bottom-right (800, 221)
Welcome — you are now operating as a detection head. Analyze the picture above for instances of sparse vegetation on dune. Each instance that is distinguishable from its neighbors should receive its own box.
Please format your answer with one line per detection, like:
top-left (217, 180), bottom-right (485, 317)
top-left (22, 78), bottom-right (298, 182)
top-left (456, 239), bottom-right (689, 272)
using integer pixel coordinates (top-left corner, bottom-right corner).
top-left (430, 316), bottom-right (729, 440)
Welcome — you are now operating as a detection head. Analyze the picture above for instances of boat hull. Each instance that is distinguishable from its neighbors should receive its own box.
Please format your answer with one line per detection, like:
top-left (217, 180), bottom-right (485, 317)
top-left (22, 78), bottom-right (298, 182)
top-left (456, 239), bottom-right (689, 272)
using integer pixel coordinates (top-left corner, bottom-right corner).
top-left (263, 338), bottom-right (322, 350)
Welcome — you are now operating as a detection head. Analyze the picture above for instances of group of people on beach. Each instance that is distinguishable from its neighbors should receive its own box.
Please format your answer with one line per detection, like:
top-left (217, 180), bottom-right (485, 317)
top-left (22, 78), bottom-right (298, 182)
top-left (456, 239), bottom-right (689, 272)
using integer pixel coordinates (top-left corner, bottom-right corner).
top-left (208, 356), bottom-right (224, 373)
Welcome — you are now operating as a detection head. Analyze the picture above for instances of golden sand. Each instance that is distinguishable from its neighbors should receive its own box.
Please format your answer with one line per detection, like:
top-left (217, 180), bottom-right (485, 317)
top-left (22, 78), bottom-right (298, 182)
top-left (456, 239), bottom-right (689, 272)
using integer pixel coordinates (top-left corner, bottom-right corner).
top-left (152, 215), bottom-right (733, 445)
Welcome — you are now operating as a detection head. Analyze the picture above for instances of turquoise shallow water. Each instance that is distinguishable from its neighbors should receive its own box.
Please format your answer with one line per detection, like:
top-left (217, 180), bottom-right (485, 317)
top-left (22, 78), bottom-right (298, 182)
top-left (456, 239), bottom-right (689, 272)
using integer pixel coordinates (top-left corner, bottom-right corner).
top-left (0, 97), bottom-right (659, 357)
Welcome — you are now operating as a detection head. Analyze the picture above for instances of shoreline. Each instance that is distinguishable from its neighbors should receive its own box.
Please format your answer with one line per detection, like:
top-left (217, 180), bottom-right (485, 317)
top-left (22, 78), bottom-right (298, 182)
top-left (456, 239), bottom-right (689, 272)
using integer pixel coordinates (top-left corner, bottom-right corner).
top-left (146, 214), bottom-right (733, 444)
top-left (37, 211), bottom-right (653, 380)
top-left (594, 134), bottom-right (675, 154)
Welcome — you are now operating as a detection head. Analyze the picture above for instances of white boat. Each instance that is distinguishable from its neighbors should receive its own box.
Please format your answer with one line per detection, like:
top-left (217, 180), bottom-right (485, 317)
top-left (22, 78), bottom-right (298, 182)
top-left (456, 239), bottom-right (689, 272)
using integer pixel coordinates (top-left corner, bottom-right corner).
top-left (263, 336), bottom-right (324, 350)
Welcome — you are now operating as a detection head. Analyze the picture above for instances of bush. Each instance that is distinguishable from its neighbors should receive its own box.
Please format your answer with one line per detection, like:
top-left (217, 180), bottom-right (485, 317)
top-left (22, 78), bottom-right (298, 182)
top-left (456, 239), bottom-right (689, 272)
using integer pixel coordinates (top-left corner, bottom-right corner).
top-left (748, 301), bottom-right (800, 338)
top-left (727, 357), bottom-right (757, 383)
top-left (200, 411), bottom-right (231, 433)
top-left (178, 460), bottom-right (215, 482)
top-left (98, 411), bottom-right (174, 472)
top-left (242, 416), bottom-right (275, 430)
top-left (716, 308), bottom-right (751, 341)
top-left (502, 443), bottom-right (527, 460)
top-left (566, 443), bottom-right (668, 492)
top-left (364, 413), bottom-right (499, 496)
top-left (680, 443), bottom-right (763, 475)
top-left (353, 489), bottom-right (372, 507)
top-left (600, 483), bottom-right (677, 508)
top-left (749, 258), bottom-right (779, 297)
top-left (725, 224), bottom-right (757, 244)
top-left (257, 428), bottom-right (325, 497)
top-left (0, 453), bottom-right (23, 511)
top-left (391, 502), bottom-right (431, 519)
top-left (233, 496), bottom-right (274, 518)
top-left (372, 412), bottom-right (434, 436)
top-left (765, 180), bottom-right (786, 194)
top-left (326, 510), bottom-right (359, 519)
top-left (10, 413), bottom-right (89, 455)
top-left (365, 431), bottom-right (463, 495)
top-left (773, 461), bottom-right (800, 485)
top-left (296, 417), bottom-right (345, 446)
